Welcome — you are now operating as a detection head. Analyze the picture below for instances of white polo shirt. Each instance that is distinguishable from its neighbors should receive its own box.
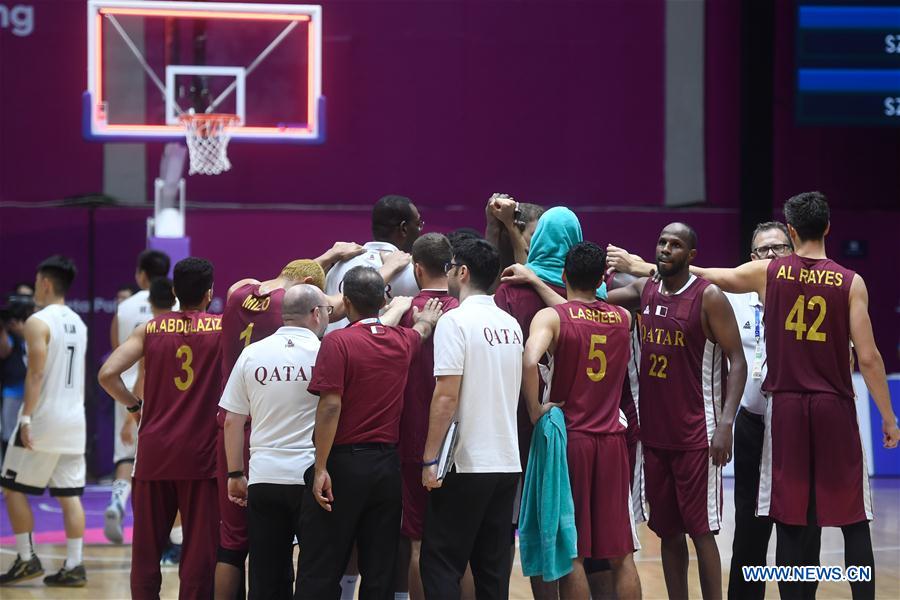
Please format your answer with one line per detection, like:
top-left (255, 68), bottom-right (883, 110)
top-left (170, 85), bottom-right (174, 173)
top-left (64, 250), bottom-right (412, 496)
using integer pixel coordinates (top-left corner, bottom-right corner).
top-left (219, 326), bottom-right (320, 485)
top-left (323, 241), bottom-right (419, 334)
top-left (433, 294), bottom-right (523, 473)
top-left (725, 292), bottom-right (767, 415)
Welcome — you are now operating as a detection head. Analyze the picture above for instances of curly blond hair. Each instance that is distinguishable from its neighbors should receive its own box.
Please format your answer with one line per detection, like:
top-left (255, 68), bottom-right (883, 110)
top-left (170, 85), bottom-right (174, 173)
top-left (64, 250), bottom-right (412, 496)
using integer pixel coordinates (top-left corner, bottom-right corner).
top-left (280, 259), bottom-right (325, 291)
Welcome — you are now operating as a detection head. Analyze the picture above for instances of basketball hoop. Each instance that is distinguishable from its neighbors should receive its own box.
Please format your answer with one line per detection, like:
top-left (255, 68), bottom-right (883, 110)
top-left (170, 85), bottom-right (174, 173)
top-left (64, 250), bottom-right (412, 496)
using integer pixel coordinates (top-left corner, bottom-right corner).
top-left (180, 113), bottom-right (240, 175)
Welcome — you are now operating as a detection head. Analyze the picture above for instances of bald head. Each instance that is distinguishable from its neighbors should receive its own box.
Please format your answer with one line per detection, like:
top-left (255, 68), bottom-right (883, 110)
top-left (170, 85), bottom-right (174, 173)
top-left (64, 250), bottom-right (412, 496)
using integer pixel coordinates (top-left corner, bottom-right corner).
top-left (282, 284), bottom-right (328, 335)
top-left (661, 222), bottom-right (697, 250)
top-left (655, 222), bottom-right (699, 278)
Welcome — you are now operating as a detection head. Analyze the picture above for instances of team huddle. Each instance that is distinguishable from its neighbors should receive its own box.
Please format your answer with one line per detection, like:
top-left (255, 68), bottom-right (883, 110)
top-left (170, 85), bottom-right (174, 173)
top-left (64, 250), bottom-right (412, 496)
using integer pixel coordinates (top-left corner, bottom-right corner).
top-left (0, 191), bottom-right (896, 600)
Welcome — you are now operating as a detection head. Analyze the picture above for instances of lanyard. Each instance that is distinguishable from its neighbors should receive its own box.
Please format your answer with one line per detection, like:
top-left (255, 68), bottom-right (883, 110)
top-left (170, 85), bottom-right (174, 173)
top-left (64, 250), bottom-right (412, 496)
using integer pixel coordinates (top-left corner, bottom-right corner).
top-left (751, 304), bottom-right (763, 379)
top-left (754, 305), bottom-right (761, 343)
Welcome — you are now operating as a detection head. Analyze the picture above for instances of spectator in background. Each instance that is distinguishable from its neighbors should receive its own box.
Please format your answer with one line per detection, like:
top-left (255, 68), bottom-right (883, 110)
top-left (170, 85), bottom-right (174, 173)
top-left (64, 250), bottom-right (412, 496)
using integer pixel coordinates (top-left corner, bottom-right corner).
top-left (0, 293), bottom-right (35, 461)
top-left (14, 283), bottom-right (34, 297)
top-left (116, 285), bottom-right (136, 304)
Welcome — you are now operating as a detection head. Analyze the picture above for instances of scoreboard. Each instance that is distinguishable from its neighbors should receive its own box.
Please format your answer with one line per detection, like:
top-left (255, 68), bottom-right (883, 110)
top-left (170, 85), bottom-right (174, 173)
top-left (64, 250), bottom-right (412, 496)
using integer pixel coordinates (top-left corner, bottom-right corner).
top-left (796, 2), bottom-right (900, 125)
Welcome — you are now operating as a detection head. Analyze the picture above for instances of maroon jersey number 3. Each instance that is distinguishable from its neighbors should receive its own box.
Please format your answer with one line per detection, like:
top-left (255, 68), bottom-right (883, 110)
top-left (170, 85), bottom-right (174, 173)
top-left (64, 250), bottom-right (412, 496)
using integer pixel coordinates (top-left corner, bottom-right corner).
top-left (138, 311), bottom-right (223, 481)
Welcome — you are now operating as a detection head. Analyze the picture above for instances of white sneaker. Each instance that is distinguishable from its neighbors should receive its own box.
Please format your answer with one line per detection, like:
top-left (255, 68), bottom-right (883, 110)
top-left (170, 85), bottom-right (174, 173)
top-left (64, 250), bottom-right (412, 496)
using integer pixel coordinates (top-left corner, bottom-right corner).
top-left (104, 502), bottom-right (124, 544)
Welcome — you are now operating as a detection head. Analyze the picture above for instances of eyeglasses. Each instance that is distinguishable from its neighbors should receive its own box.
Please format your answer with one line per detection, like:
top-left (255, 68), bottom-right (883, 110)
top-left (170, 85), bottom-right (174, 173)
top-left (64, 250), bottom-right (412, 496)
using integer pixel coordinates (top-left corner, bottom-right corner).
top-left (444, 262), bottom-right (463, 274)
top-left (752, 243), bottom-right (792, 258)
top-left (313, 305), bottom-right (334, 315)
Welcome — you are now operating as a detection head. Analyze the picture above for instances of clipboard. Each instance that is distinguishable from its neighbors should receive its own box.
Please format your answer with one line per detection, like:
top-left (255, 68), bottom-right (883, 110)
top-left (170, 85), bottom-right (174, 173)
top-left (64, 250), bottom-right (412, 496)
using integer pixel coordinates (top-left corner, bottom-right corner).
top-left (437, 421), bottom-right (460, 480)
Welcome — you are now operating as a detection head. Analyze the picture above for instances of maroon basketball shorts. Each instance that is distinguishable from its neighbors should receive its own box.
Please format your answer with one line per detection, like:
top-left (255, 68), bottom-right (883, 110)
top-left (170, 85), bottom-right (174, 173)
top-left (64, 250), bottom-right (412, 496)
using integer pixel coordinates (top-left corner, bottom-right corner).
top-left (401, 461), bottom-right (428, 540)
top-left (644, 445), bottom-right (722, 538)
top-left (567, 432), bottom-right (640, 559)
top-left (758, 392), bottom-right (873, 527)
top-left (216, 425), bottom-right (250, 553)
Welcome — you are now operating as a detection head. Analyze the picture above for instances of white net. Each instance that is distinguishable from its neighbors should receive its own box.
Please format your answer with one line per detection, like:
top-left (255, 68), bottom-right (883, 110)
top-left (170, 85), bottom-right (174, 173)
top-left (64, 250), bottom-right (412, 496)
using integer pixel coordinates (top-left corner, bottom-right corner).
top-left (180, 114), bottom-right (240, 176)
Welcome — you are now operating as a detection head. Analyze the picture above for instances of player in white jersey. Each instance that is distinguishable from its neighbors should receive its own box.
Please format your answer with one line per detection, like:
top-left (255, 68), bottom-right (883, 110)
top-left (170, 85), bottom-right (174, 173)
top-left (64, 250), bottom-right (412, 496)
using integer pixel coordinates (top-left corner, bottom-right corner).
top-left (324, 195), bottom-right (421, 333)
top-left (104, 249), bottom-right (172, 543)
top-left (0, 256), bottom-right (88, 588)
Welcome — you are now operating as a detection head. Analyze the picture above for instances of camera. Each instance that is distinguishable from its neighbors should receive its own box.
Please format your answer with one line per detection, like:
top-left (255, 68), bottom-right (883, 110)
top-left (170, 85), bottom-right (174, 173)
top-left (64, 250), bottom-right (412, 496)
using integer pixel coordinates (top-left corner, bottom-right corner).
top-left (0, 294), bottom-right (35, 325)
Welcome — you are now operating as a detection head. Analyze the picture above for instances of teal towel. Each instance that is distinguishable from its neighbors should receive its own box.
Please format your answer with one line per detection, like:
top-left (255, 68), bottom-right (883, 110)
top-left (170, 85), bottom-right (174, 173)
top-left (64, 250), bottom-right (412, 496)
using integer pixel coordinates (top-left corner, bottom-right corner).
top-left (525, 207), bottom-right (608, 299)
top-left (518, 407), bottom-right (578, 582)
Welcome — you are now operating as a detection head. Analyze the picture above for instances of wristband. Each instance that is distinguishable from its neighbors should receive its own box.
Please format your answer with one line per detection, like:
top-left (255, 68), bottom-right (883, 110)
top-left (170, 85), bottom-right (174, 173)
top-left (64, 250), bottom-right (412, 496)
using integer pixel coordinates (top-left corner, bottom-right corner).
top-left (227, 470), bottom-right (244, 479)
top-left (422, 458), bottom-right (439, 467)
top-left (127, 400), bottom-right (143, 413)
top-left (19, 415), bottom-right (31, 426)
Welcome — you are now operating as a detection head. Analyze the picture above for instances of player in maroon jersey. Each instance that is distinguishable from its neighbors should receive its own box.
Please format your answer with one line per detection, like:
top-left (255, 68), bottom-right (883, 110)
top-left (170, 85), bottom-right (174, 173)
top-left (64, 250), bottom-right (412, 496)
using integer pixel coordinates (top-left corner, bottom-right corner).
top-left (99, 257), bottom-right (223, 600)
top-left (493, 207), bottom-right (601, 599)
top-left (395, 233), bottom-right (460, 599)
top-left (502, 222), bottom-right (747, 600)
top-left (691, 192), bottom-right (899, 599)
top-left (523, 242), bottom-right (641, 600)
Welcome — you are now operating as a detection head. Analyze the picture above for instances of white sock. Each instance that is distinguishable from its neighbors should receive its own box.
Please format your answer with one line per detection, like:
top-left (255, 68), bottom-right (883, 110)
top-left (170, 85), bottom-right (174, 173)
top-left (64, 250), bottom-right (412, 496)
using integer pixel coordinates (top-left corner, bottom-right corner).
top-left (15, 533), bottom-right (33, 559)
top-left (339, 574), bottom-right (359, 599)
top-left (394, 594), bottom-right (410, 600)
top-left (169, 526), bottom-right (183, 545)
top-left (64, 538), bottom-right (83, 569)
top-left (111, 479), bottom-right (131, 509)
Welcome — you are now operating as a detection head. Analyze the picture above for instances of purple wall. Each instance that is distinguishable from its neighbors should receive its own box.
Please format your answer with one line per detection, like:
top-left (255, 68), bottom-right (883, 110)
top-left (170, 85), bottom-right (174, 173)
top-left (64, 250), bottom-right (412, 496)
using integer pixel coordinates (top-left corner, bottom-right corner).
top-left (1, 1), bottom-right (897, 374)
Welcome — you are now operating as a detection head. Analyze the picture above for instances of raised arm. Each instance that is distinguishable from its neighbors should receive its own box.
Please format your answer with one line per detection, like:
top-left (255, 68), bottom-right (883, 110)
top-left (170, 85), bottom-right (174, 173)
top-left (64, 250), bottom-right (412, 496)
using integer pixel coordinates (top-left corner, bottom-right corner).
top-left (848, 275), bottom-right (899, 448)
top-left (703, 285), bottom-right (747, 466)
top-left (315, 242), bottom-right (365, 273)
top-left (411, 298), bottom-right (443, 339)
top-left (227, 278), bottom-right (260, 300)
top-left (523, 308), bottom-right (561, 424)
top-left (381, 296), bottom-right (413, 326)
top-left (500, 264), bottom-right (567, 307)
top-left (18, 316), bottom-right (50, 449)
top-left (379, 250), bottom-right (412, 283)
top-left (691, 259), bottom-right (768, 298)
top-left (606, 245), bottom-right (656, 278)
top-left (605, 278), bottom-right (648, 313)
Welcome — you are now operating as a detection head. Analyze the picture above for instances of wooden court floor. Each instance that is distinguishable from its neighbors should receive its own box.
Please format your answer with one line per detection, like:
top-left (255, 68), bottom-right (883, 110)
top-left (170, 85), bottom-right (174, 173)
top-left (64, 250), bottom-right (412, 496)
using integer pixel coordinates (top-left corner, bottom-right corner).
top-left (1, 479), bottom-right (898, 599)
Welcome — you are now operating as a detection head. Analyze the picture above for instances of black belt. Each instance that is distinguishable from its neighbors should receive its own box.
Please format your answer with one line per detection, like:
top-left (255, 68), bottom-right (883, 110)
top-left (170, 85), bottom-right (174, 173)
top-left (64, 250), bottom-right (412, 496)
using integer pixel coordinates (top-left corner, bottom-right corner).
top-left (331, 443), bottom-right (396, 454)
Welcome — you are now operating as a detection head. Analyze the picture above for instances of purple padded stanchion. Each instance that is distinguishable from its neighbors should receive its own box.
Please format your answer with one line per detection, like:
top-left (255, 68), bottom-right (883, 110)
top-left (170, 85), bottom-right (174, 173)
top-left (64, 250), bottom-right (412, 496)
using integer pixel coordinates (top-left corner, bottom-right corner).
top-left (148, 237), bottom-right (191, 275)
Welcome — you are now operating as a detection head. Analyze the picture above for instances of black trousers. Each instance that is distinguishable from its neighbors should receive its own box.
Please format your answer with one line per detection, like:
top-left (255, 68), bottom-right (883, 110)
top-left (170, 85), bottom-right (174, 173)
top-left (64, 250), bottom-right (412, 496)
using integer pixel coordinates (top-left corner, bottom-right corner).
top-left (420, 471), bottom-right (519, 600)
top-left (729, 407), bottom-right (822, 600)
top-left (296, 445), bottom-right (401, 600)
top-left (247, 482), bottom-right (304, 600)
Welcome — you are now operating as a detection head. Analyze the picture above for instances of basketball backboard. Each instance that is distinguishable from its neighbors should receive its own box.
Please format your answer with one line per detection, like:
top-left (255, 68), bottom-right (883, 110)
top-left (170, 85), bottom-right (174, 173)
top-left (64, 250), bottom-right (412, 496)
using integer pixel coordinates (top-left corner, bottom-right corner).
top-left (84, 1), bottom-right (324, 144)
